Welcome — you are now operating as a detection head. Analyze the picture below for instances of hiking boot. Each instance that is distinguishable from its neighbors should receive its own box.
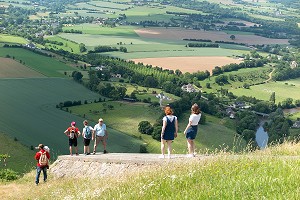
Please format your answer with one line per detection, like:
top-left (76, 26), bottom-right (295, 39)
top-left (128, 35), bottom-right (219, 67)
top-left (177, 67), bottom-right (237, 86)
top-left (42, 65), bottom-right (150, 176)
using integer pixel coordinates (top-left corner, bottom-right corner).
top-left (76, 153), bottom-right (79, 156)
top-left (87, 153), bottom-right (91, 155)
top-left (103, 150), bottom-right (108, 154)
top-left (158, 154), bottom-right (165, 159)
top-left (93, 151), bottom-right (96, 155)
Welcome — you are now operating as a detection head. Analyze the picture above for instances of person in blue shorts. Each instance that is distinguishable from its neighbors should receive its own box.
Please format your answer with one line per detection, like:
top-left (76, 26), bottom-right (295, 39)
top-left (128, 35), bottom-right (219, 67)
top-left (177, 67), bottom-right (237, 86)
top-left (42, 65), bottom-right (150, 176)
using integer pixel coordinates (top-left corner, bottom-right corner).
top-left (160, 105), bottom-right (178, 159)
top-left (184, 103), bottom-right (201, 157)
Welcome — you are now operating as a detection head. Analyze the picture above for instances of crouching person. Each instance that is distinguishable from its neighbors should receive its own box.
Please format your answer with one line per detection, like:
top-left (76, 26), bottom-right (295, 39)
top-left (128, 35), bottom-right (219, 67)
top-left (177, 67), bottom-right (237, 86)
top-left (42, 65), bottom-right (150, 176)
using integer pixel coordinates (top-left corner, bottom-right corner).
top-left (34, 144), bottom-right (50, 186)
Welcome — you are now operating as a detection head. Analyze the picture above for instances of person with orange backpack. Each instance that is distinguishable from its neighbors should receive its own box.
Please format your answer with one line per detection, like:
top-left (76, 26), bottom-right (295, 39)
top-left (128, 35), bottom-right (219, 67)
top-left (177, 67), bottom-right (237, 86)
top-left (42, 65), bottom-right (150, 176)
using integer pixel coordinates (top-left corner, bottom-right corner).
top-left (34, 144), bottom-right (50, 186)
top-left (64, 121), bottom-right (81, 156)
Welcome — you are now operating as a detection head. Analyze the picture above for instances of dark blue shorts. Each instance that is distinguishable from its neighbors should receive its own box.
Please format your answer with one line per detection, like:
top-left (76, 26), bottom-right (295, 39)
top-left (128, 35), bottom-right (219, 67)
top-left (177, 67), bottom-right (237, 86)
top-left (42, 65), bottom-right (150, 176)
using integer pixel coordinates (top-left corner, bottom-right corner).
top-left (69, 138), bottom-right (78, 147)
top-left (186, 125), bottom-right (198, 140)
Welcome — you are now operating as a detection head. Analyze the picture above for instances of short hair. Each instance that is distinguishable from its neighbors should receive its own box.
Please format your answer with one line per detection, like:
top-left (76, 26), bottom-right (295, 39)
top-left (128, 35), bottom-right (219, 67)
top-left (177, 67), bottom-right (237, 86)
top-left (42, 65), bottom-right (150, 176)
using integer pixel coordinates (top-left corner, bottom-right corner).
top-left (99, 118), bottom-right (104, 122)
top-left (38, 144), bottom-right (44, 149)
top-left (164, 106), bottom-right (173, 115)
top-left (191, 103), bottom-right (201, 114)
top-left (83, 120), bottom-right (88, 125)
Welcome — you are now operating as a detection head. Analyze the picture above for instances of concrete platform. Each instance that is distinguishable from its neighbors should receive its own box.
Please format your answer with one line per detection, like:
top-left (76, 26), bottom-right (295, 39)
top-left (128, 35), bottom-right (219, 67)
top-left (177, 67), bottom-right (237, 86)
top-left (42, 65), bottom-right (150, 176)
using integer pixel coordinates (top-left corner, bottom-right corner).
top-left (58, 153), bottom-right (194, 164)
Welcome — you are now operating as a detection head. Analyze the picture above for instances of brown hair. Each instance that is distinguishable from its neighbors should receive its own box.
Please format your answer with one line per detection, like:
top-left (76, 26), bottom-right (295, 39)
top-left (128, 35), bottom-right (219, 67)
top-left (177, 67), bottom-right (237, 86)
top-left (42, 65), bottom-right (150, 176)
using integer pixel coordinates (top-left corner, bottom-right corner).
top-left (191, 103), bottom-right (201, 114)
top-left (83, 120), bottom-right (88, 125)
top-left (164, 106), bottom-right (173, 115)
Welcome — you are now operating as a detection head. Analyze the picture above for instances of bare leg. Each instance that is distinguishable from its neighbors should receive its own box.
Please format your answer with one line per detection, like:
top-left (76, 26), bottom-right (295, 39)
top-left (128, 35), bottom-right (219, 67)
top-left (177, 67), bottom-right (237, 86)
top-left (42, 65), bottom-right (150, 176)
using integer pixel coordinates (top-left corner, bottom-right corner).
top-left (102, 140), bottom-right (106, 151)
top-left (161, 139), bottom-right (165, 156)
top-left (167, 140), bottom-right (172, 158)
top-left (187, 139), bottom-right (194, 154)
top-left (75, 146), bottom-right (78, 155)
top-left (69, 146), bottom-right (72, 155)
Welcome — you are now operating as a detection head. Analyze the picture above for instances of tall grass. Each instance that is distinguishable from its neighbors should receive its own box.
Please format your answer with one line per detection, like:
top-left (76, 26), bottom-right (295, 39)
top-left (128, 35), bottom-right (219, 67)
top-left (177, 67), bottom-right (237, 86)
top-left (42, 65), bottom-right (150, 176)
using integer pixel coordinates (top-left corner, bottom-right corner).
top-left (1, 141), bottom-right (300, 199)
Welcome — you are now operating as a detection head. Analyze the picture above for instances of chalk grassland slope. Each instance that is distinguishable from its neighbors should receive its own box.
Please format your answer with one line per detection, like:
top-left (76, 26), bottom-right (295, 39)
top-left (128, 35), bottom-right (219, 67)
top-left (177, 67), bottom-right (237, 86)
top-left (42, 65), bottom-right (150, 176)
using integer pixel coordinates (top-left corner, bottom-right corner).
top-left (135, 28), bottom-right (290, 45)
top-left (2, 143), bottom-right (300, 199)
top-left (0, 133), bottom-right (35, 174)
top-left (0, 47), bottom-right (74, 77)
top-left (0, 34), bottom-right (28, 45)
top-left (132, 56), bottom-right (243, 73)
top-left (0, 78), bottom-right (142, 156)
top-left (70, 102), bottom-right (246, 153)
top-left (0, 58), bottom-right (44, 78)
top-left (231, 79), bottom-right (300, 103)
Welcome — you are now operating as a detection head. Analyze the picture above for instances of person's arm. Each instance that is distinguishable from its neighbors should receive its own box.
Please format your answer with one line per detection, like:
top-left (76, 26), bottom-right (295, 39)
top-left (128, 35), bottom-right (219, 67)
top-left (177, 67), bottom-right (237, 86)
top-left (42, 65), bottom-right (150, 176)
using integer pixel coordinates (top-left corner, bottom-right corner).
top-left (105, 125), bottom-right (108, 139)
top-left (161, 119), bottom-right (167, 138)
top-left (76, 128), bottom-right (81, 137)
top-left (92, 127), bottom-right (95, 140)
top-left (184, 119), bottom-right (193, 135)
top-left (34, 152), bottom-right (40, 161)
top-left (46, 151), bottom-right (50, 159)
top-left (64, 128), bottom-right (69, 137)
top-left (175, 118), bottom-right (178, 138)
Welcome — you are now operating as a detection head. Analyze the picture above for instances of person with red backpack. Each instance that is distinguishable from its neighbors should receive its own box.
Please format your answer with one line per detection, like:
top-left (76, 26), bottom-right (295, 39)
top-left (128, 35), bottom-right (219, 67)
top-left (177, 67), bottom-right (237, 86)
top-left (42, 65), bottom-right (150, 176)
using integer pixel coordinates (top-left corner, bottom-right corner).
top-left (34, 144), bottom-right (50, 186)
top-left (64, 121), bottom-right (81, 156)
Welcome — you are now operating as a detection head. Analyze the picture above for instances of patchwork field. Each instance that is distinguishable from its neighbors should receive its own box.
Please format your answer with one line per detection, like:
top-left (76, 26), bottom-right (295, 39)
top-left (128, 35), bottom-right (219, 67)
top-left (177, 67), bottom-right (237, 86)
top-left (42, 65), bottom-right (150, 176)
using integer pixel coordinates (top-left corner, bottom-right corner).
top-left (0, 78), bottom-right (142, 156)
top-left (0, 58), bottom-right (44, 78)
top-left (132, 56), bottom-right (242, 73)
top-left (135, 28), bottom-right (290, 45)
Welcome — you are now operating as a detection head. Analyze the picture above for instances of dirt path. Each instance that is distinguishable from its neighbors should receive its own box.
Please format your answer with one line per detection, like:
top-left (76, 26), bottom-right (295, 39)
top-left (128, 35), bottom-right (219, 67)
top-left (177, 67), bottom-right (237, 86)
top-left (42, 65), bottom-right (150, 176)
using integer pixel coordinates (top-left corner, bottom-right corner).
top-left (264, 67), bottom-right (275, 83)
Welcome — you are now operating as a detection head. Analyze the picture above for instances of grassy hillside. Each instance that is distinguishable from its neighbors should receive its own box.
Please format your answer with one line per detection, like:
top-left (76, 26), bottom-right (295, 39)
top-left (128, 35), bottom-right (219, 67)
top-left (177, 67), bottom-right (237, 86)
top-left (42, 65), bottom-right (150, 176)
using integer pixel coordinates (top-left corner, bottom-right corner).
top-left (0, 78), bottom-right (142, 156)
top-left (0, 133), bottom-right (35, 174)
top-left (1, 142), bottom-right (300, 199)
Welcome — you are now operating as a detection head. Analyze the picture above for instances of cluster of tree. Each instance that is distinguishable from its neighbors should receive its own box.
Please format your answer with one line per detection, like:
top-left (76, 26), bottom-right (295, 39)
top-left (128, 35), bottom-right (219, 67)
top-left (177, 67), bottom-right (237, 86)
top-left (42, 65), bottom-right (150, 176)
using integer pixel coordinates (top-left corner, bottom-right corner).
top-left (96, 82), bottom-right (127, 100)
top-left (263, 109), bottom-right (292, 144)
top-left (273, 64), bottom-right (300, 81)
top-left (212, 59), bottom-right (267, 76)
top-left (227, 22), bottom-right (246, 26)
top-left (187, 43), bottom-right (219, 48)
top-left (235, 111), bottom-right (259, 144)
top-left (63, 29), bottom-right (83, 34)
top-left (215, 40), bottom-right (246, 46)
top-left (72, 71), bottom-right (83, 82)
top-left (87, 46), bottom-right (127, 54)
top-left (56, 100), bottom-right (82, 109)
top-left (138, 121), bottom-right (154, 135)
top-left (183, 38), bottom-right (212, 42)
top-left (44, 39), bottom-right (63, 46)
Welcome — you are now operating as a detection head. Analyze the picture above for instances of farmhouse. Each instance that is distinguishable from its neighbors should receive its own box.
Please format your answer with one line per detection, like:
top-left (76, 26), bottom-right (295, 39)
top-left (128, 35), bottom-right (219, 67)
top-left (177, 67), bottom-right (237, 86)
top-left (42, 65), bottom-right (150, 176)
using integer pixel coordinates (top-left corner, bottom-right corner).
top-left (290, 61), bottom-right (298, 69)
top-left (95, 66), bottom-right (106, 71)
top-left (111, 73), bottom-right (122, 78)
top-left (181, 83), bottom-right (198, 93)
top-left (25, 43), bottom-right (36, 49)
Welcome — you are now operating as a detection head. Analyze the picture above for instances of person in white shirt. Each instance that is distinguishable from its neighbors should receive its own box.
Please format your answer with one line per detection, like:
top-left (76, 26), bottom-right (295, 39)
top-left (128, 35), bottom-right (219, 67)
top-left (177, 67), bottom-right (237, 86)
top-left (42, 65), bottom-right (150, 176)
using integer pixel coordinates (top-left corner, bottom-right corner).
top-left (183, 103), bottom-right (201, 157)
top-left (92, 118), bottom-right (108, 154)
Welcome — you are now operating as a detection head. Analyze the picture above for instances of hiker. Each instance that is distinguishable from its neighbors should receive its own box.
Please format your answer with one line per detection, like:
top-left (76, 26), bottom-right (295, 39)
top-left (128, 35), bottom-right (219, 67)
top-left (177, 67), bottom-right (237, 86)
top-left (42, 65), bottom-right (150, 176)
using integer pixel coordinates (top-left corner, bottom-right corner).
top-left (93, 118), bottom-right (108, 154)
top-left (82, 120), bottom-right (94, 155)
top-left (160, 105), bottom-right (178, 159)
top-left (183, 103), bottom-right (201, 157)
top-left (34, 144), bottom-right (50, 186)
top-left (64, 121), bottom-right (81, 156)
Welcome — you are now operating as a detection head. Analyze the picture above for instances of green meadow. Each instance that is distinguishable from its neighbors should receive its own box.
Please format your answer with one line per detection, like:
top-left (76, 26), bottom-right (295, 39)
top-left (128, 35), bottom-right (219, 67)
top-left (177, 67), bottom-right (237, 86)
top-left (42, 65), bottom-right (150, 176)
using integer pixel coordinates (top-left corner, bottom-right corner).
top-left (44, 36), bottom-right (81, 54)
top-left (0, 34), bottom-right (28, 45)
top-left (231, 79), bottom-right (300, 103)
top-left (0, 47), bottom-right (74, 77)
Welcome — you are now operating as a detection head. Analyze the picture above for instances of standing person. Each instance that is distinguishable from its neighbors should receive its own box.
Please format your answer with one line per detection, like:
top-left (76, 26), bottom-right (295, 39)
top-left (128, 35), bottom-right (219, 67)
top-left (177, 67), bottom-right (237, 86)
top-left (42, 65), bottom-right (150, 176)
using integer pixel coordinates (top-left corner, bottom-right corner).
top-left (82, 120), bottom-right (94, 155)
top-left (184, 103), bottom-right (201, 157)
top-left (34, 144), bottom-right (50, 186)
top-left (160, 105), bottom-right (178, 159)
top-left (93, 118), bottom-right (108, 154)
top-left (64, 121), bottom-right (81, 156)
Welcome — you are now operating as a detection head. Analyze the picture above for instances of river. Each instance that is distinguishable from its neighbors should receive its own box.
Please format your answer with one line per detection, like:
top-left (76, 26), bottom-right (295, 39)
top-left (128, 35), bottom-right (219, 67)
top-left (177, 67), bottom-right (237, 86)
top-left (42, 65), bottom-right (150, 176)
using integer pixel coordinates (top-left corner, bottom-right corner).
top-left (255, 122), bottom-right (268, 149)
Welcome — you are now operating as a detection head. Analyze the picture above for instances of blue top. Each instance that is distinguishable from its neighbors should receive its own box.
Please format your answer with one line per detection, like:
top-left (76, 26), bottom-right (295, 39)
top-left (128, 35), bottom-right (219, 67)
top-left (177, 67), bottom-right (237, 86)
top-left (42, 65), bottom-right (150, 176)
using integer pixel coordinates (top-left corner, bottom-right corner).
top-left (162, 115), bottom-right (176, 140)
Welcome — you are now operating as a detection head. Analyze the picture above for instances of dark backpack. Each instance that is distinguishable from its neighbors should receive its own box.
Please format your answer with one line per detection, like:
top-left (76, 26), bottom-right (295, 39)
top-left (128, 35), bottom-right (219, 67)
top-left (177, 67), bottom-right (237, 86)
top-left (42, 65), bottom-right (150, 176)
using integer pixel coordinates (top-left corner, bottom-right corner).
top-left (85, 126), bottom-right (92, 139)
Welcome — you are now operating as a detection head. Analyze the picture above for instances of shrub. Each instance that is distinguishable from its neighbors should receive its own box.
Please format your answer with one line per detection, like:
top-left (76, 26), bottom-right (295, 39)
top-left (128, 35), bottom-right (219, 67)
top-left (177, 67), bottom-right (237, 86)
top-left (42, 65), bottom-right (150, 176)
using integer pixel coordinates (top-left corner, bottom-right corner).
top-left (0, 169), bottom-right (19, 181)
top-left (138, 121), bottom-right (154, 135)
top-left (139, 144), bottom-right (148, 153)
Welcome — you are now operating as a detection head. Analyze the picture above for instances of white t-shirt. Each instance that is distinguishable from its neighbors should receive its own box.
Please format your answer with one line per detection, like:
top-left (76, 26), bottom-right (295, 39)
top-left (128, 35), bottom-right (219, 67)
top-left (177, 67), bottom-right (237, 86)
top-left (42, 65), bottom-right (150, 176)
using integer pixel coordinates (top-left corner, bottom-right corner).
top-left (94, 123), bottom-right (107, 136)
top-left (189, 113), bottom-right (201, 125)
top-left (163, 115), bottom-right (177, 123)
